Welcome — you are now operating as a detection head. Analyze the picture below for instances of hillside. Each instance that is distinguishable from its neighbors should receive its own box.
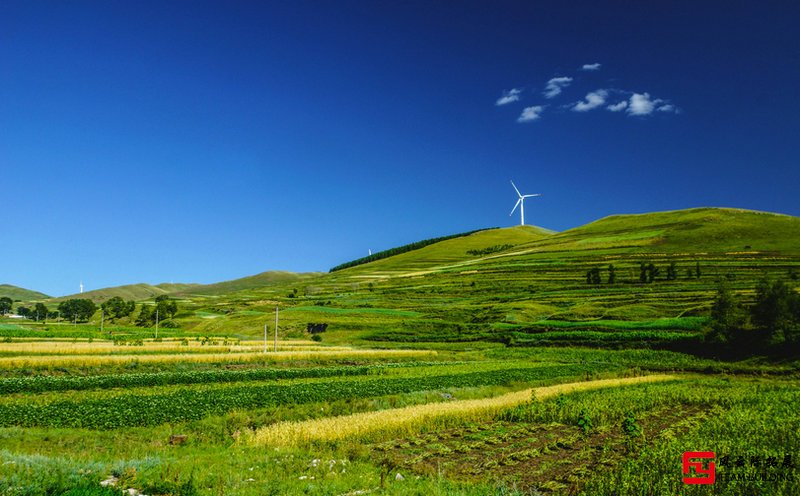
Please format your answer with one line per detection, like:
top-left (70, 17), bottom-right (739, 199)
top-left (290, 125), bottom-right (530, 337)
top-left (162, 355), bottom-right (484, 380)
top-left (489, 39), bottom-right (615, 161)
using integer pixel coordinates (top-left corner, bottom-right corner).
top-left (53, 283), bottom-right (200, 303)
top-left (522, 207), bottom-right (800, 255)
top-left (177, 271), bottom-right (322, 296)
top-left (340, 225), bottom-right (554, 277)
top-left (159, 207), bottom-right (800, 346)
top-left (340, 208), bottom-right (800, 278)
top-left (36, 207), bottom-right (800, 347)
top-left (0, 284), bottom-right (49, 301)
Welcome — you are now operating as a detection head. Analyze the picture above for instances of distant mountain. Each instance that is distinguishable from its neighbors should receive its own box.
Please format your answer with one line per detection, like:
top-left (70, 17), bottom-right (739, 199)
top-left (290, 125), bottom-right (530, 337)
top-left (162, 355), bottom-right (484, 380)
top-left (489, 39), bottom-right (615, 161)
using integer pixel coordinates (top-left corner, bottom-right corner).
top-left (0, 284), bottom-right (50, 301)
top-left (48, 272), bottom-right (321, 303)
top-left (176, 271), bottom-right (322, 296)
top-left (53, 283), bottom-right (200, 303)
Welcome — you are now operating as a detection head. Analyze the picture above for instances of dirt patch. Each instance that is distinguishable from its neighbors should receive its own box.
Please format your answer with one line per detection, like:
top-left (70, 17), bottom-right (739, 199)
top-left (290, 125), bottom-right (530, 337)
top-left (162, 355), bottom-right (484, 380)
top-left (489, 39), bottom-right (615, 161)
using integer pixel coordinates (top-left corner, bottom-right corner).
top-left (373, 405), bottom-right (708, 493)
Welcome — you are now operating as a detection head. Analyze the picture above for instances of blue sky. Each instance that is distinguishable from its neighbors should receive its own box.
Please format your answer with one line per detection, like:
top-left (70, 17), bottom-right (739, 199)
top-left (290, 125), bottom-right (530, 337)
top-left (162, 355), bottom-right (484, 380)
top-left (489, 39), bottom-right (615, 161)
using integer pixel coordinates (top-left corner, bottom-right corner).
top-left (2, 1), bottom-right (798, 296)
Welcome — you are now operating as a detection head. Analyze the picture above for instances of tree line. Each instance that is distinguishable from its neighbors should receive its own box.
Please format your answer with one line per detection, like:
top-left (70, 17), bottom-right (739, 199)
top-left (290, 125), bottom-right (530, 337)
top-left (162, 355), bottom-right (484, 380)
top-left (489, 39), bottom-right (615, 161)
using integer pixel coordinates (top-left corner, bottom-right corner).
top-left (585, 261), bottom-right (702, 285)
top-left (1, 295), bottom-right (178, 326)
top-left (707, 278), bottom-right (800, 356)
top-left (329, 228), bottom-right (497, 272)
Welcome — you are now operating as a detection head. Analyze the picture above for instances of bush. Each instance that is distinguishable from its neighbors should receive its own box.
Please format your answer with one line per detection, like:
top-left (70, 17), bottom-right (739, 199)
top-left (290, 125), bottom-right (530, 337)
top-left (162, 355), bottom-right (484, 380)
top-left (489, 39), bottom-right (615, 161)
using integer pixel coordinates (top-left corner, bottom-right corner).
top-left (706, 278), bottom-right (800, 356)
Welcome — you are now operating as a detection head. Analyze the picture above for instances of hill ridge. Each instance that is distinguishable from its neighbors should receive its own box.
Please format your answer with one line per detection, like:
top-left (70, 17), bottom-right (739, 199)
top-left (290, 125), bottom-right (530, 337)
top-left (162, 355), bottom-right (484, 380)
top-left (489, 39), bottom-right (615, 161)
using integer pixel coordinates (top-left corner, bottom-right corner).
top-left (0, 284), bottom-right (50, 301)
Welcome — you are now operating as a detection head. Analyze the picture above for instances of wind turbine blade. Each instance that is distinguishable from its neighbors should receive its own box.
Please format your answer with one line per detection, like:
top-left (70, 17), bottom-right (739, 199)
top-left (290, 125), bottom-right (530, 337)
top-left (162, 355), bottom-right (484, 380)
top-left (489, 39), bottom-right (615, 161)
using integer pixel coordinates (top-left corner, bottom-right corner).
top-left (509, 198), bottom-right (521, 216)
top-left (522, 194), bottom-right (541, 198)
top-left (510, 180), bottom-right (522, 198)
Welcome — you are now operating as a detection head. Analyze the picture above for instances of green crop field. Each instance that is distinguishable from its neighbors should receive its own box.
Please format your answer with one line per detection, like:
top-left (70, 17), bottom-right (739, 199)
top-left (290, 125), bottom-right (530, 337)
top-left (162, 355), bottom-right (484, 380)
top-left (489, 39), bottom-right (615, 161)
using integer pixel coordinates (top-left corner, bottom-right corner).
top-left (2, 208), bottom-right (799, 495)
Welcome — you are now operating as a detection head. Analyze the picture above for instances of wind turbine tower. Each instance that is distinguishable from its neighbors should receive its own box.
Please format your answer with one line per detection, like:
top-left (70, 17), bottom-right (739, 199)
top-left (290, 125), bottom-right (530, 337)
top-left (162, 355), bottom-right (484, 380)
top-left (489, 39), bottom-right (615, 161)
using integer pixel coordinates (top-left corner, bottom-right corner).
top-left (79, 281), bottom-right (84, 294)
top-left (509, 180), bottom-right (541, 226)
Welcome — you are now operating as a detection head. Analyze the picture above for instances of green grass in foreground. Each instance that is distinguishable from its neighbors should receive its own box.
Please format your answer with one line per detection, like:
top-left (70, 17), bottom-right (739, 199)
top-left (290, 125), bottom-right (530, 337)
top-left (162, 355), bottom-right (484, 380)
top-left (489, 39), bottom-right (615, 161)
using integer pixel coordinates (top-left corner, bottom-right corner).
top-left (1, 373), bottom-right (796, 495)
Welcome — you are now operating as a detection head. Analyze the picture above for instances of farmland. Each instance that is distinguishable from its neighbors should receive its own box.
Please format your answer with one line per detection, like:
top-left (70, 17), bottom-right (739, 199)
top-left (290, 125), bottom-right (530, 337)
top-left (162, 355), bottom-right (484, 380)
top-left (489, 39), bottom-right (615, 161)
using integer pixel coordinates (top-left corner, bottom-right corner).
top-left (0, 337), bottom-right (796, 495)
top-left (2, 208), bottom-right (800, 494)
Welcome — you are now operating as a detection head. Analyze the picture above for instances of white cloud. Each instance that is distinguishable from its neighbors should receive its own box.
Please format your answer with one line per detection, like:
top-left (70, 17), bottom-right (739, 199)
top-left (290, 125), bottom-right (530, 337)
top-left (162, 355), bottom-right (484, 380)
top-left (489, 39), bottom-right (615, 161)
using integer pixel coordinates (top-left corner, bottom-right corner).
top-left (627, 92), bottom-right (657, 116)
top-left (657, 103), bottom-right (676, 113)
top-left (544, 77), bottom-right (572, 98)
top-left (607, 101), bottom-right (628, 112)
top-left (496, 88), bottom-right (522, 106)
top-left (517, 106), bottom-right (544, 122)
top-left (572, 90), bottom-right (609, 112)
top-left (581, 62), bottom-right (601, 71)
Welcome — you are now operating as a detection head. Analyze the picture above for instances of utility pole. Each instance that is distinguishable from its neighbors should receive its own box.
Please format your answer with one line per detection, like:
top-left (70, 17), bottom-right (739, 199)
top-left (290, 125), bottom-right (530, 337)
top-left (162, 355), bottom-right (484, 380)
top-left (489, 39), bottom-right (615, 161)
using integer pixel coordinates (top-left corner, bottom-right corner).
top-left (274, 306), bottom-right (279, 352)
top-left (263, 322), bottom-right (268, 354)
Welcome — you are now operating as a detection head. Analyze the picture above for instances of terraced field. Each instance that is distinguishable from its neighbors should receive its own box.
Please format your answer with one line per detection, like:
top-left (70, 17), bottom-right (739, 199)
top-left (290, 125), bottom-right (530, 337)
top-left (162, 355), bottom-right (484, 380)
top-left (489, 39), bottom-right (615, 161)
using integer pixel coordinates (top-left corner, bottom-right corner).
top-left (2, 208), bottom-right (799, 494)
top-left (103, 208), bottom-right (796, 347)
top-left (0, 334), bottom-right (797, 495)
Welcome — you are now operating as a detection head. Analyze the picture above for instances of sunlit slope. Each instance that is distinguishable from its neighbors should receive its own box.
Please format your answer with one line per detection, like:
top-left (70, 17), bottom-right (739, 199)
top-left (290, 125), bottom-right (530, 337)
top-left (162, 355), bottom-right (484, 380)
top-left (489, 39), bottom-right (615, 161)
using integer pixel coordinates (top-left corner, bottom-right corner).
top-left (177, 271), bottom-right (322, 297)
top-left (0, 284), bottom-right (49, 301)
top-left (340, 207), bottom-right (800, 279)
top-left (53, 283), bottom-right (200, 303)
top-left (104, 207), bottom-right (800, 343)
top-left (520, 207), bottom-right (800, 255)
top-left (267, 207), bottom-right (800, 343)
top-left (341, 225), bottom-right (554, 277)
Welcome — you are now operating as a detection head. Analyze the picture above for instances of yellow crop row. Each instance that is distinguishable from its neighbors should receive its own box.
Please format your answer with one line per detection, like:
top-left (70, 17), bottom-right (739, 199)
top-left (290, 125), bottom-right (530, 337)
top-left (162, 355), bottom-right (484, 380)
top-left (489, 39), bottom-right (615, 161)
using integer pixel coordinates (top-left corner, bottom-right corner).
top-left (246, 375), bottom-right (677, 447)
top-left (0, 349), bottom-right (436, 369)
top-left (0, 342), bottom-right (350, 355)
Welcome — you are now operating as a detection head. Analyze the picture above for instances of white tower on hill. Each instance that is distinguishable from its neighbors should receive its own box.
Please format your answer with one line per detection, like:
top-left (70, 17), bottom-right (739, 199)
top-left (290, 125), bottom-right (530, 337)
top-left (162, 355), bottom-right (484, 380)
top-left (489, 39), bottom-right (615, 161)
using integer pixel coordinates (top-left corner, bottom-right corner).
top-left (509, 180), bottom-right (541, 226)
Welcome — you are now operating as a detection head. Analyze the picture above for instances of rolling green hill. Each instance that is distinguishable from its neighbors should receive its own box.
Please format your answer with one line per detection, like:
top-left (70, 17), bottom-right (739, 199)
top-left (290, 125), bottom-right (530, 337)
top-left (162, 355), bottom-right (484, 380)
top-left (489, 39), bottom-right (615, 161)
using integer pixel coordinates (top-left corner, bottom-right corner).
top-left (0, 284), bottom-right (49, 301)
top-left (523, 207), bottom-right (800, 254)
top-left (176, 271), bottom-right (322, 296)
top-left (340, 225), bottom-right (554, 277)
top-left (53, 283), bottom-right (200, 303)
top-left (34, 207), bottom-right (800, 349)
top-left (161, 207), bottom-right (800, 346)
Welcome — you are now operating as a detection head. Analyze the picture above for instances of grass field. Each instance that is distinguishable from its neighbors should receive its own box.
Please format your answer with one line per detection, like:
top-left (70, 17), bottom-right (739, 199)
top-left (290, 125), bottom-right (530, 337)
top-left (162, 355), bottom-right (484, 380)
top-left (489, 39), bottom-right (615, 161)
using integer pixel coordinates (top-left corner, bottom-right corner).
top-left (0, 338), bottom-right (796, 495)
top-left (1, 208), bottom-right (799, 494)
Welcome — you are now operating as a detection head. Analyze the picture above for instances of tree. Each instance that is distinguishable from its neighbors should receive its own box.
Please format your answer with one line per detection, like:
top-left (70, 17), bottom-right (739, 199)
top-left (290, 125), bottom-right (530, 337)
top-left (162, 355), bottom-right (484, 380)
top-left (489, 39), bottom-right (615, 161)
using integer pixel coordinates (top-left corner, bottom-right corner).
top-left (639, 262), bottom-right (659, 283)
top-left (707, 278), bottom-right (800, 355)
top-left (706, 283), bottom-right (746, 345)
top-left (135, 296), bottom-right (177, 327)
top-left (695, 261), bottom-right (702, 279)
top-left (135, 305), bottom-right (154, 327)
top-left (647, 263), bottom-right (659, 283)
top-left (17, 306), bottom-right (31, 318)
top-left (608, 264), bottom-right (616, 284)
top-left (155, 298), bottom-right (178, 319)
top-left (666, 262), bottom-right (678, 281)
top-left (751, 278), bottom-right (800, 347)
top-left (101, 296), bottom-right (135, 320)
top-left (586, 268), bottom-right (601, 285)
top-left (57, 299), bottom-right (97, 322)
top-left (0, 297), bottom-right (12, 315)
top-left (34, 303), bottom-right (48, 322)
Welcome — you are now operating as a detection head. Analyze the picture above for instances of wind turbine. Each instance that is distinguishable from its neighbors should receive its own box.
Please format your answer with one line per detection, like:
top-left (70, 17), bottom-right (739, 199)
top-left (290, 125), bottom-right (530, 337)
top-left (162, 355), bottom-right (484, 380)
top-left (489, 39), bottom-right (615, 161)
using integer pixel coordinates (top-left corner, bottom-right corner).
top-left (509, 180), bottom-right (541, 226)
